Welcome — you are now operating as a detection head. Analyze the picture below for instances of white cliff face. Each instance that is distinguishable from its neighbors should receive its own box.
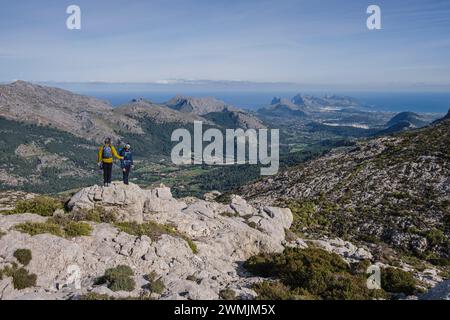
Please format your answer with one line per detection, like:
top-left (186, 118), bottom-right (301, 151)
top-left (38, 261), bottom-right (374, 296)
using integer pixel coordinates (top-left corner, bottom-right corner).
top-left (0, 183), bottom-right (292, 300)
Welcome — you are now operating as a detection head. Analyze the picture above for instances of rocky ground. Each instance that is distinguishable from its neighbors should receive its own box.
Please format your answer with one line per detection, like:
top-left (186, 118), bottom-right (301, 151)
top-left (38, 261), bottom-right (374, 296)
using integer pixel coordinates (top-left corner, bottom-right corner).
top-left (0, 183), bottom-right (292, 300)
top-left (240, 115), bottom-right (450, 263)
top-left (0, 183), bottom-right (449, 300)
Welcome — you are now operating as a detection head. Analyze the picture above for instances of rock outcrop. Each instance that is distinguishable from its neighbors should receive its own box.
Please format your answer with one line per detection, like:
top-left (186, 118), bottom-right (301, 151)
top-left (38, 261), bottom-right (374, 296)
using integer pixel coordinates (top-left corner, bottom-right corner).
top-left (0, 183), bottom-right (292, 300)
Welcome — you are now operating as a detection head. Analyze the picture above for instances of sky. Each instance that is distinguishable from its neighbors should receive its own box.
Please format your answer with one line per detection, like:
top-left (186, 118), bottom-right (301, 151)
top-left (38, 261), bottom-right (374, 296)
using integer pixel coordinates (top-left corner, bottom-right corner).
top-left (1, 0), bottom-right (450, 90)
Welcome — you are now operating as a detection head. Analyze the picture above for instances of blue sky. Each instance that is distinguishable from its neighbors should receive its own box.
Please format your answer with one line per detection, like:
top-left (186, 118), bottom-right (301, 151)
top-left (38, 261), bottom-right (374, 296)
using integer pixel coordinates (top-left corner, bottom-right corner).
top-left (1, 0), bottom-right (450, 89)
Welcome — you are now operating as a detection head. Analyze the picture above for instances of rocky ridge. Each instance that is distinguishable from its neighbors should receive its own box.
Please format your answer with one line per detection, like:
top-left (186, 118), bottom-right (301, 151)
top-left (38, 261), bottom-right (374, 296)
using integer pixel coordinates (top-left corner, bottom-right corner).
top-left (0, 81), bottom-right (265, 144)
top-left (240, 113), bottom-right (450, 263)
top-left (0, 81), bottom-right (143, 143)
top-left (0, 183), bottom-right (292, 300)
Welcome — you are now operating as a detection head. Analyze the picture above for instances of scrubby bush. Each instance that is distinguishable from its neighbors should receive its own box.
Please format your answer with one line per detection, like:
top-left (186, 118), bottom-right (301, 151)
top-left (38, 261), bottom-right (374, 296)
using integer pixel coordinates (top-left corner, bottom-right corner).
top-left (215, 193), bottom-right (232, 204)
top-left (97, 265), bottom-right (136, 292)
top-left (13, 196), bottom-right (63, 216)
top-left (78, 293), bottom-right (113, 300)
top-left (425, 229), bottom-right (446, 247)
top-left (70, 207), bottom-right (117, 224)
top-left (0, 230), bottom-right (5, 239)
top-left (245, 248), bottom-right (387, 300)
top-left (219, 288), bottom-right (237, 300)
top-left (253, 281), bottom-right (292, 300)
top-left (0, 263), bottom-right (37, 290)
top-left (15, 218), bottom-right (92, 238)
top-left (13, 249), bottom-right (32, 266)
top-left (15, 221), bottom-right (64, 237)
top-left (381, 267), bottom-right (417, 295)
top-left (444, 212), bottom-right (450, 229)
top-left (143, 272), bottom-right (165, 294)
top-left (64, 221), bottom-right (93, 237)
top-left (115, 221), bottom-right (176, 241)
top-left (77, 292), bottom-right (154, 300)
top-left (12, 267), bottom-right (37, 290)
top-left (252, 281), bottom-right (313, 300)
top-left (243, 253), bottom-right (275, 277)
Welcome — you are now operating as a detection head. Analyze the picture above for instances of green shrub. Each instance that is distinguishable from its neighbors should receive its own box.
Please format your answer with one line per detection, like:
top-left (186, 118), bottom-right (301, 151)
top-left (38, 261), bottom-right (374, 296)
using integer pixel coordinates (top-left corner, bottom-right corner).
top-left (245, 248), bottom-right (386, 300)
top-left (64, 221), bottom-right (93, 237)
top-left (219, 288), bottom-right (237, 300)
top-left (444, 212), bottom-right (450, 229)
top-left (109, 276), bottom-right (136, 292)
top-left (350, 260), bottom-right (372, 275)
top-left (0, 264), bottom-right (15, 280)
top-left (15, 221), bottom-right (64, 237)
top-left (97, 265), bottom-right (136, 292)
top-left (253, 281), bottom-right (301, 300)
top-left (0, 230), bottom-right (5, 239)
top-left (70, 207), bottom-right (117, 224)
top-left (143, 272), bottom-right (165, 294)
top-left (184, 237), bottom-right (199, 254)
top-left (13, 249), bottom-right (32, 266)
top-left (13, 196), bottom-right (63, 216)
top-left (115, 221), bottom-right (198, 254)
top-left (425, 229), bottom-right (446, 246)
top-left (78, 293), bottom-right (113, 300)
top-left (0, 263), bottom-right (37, 290)
top-left (288, 201), bottom-right (317, 228)
top-left (15, 218), bottom-right (92, 238)
top-left (115, 221), bottom-right (176, 241)
top-left (12, 267), bottom-right (37, 290)
top-left (381, 268), bottom-right (417, 295)
top-left (243, 253), bottom-right (275, 277)
top-left (77, 292), bottom-right (154, 300)
top-left (428, 257), bottom-right (450, 267)
top-left (215, 193), bottom-right (232, 204)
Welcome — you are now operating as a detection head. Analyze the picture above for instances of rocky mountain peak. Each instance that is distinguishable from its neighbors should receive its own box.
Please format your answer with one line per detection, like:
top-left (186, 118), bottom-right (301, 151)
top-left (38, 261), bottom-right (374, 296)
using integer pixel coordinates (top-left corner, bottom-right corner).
top-left (441, 108), bottom-right (450, 121)
top-left (291, 94), bottom-right (305, 106)
top-left (387, 111), bottom-right (428, 128)
top-left (166, 95), bottom-right (232, 115)
top-left (10, 80), bottom-right (35, 89)
top-left (271, 97), bottom-right (281, 105)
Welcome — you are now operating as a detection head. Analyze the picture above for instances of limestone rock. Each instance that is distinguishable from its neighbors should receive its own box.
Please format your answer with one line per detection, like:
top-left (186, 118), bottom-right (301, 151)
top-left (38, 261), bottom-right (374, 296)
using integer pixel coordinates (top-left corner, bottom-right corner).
top-left (0, 183), bottom-right (293, 300)
top-left (308, 237), bottom-right (373, 262)
top-left (230, 195), bottom-right (256, 217)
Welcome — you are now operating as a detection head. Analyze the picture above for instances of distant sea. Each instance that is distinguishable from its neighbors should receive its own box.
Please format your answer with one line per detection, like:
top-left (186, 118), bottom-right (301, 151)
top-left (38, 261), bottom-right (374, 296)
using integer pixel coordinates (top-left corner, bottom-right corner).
top-left (77, 90), bottom-right (450, 114)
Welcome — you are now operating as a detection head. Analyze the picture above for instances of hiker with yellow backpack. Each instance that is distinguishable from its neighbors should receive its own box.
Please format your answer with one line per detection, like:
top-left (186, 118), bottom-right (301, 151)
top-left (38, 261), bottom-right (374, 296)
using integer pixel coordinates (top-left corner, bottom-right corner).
top-left (97, 138), bottom-right (123, 187)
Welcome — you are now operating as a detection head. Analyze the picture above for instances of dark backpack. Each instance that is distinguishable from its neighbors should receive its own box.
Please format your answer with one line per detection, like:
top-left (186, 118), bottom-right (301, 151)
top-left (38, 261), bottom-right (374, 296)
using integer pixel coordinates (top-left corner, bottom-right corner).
top-left (103, 146), bottom-right (113, 159)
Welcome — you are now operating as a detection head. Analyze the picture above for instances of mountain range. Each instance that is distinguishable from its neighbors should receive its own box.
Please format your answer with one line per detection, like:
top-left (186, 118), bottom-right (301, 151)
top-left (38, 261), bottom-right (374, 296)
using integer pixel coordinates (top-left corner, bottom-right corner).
top-left (0, 81), bottom-right (264, 144)
top-left (259, 93), bottom-right (363, 118)
top-left (0, 80), bottom-right (444, 195)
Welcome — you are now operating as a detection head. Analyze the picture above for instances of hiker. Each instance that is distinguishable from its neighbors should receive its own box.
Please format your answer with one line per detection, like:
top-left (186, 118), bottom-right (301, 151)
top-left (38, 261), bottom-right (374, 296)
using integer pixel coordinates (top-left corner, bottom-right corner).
top-left (119, 143), bottom-right (134, 185)
top-left (97, 138), bottom-right (123, 187)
